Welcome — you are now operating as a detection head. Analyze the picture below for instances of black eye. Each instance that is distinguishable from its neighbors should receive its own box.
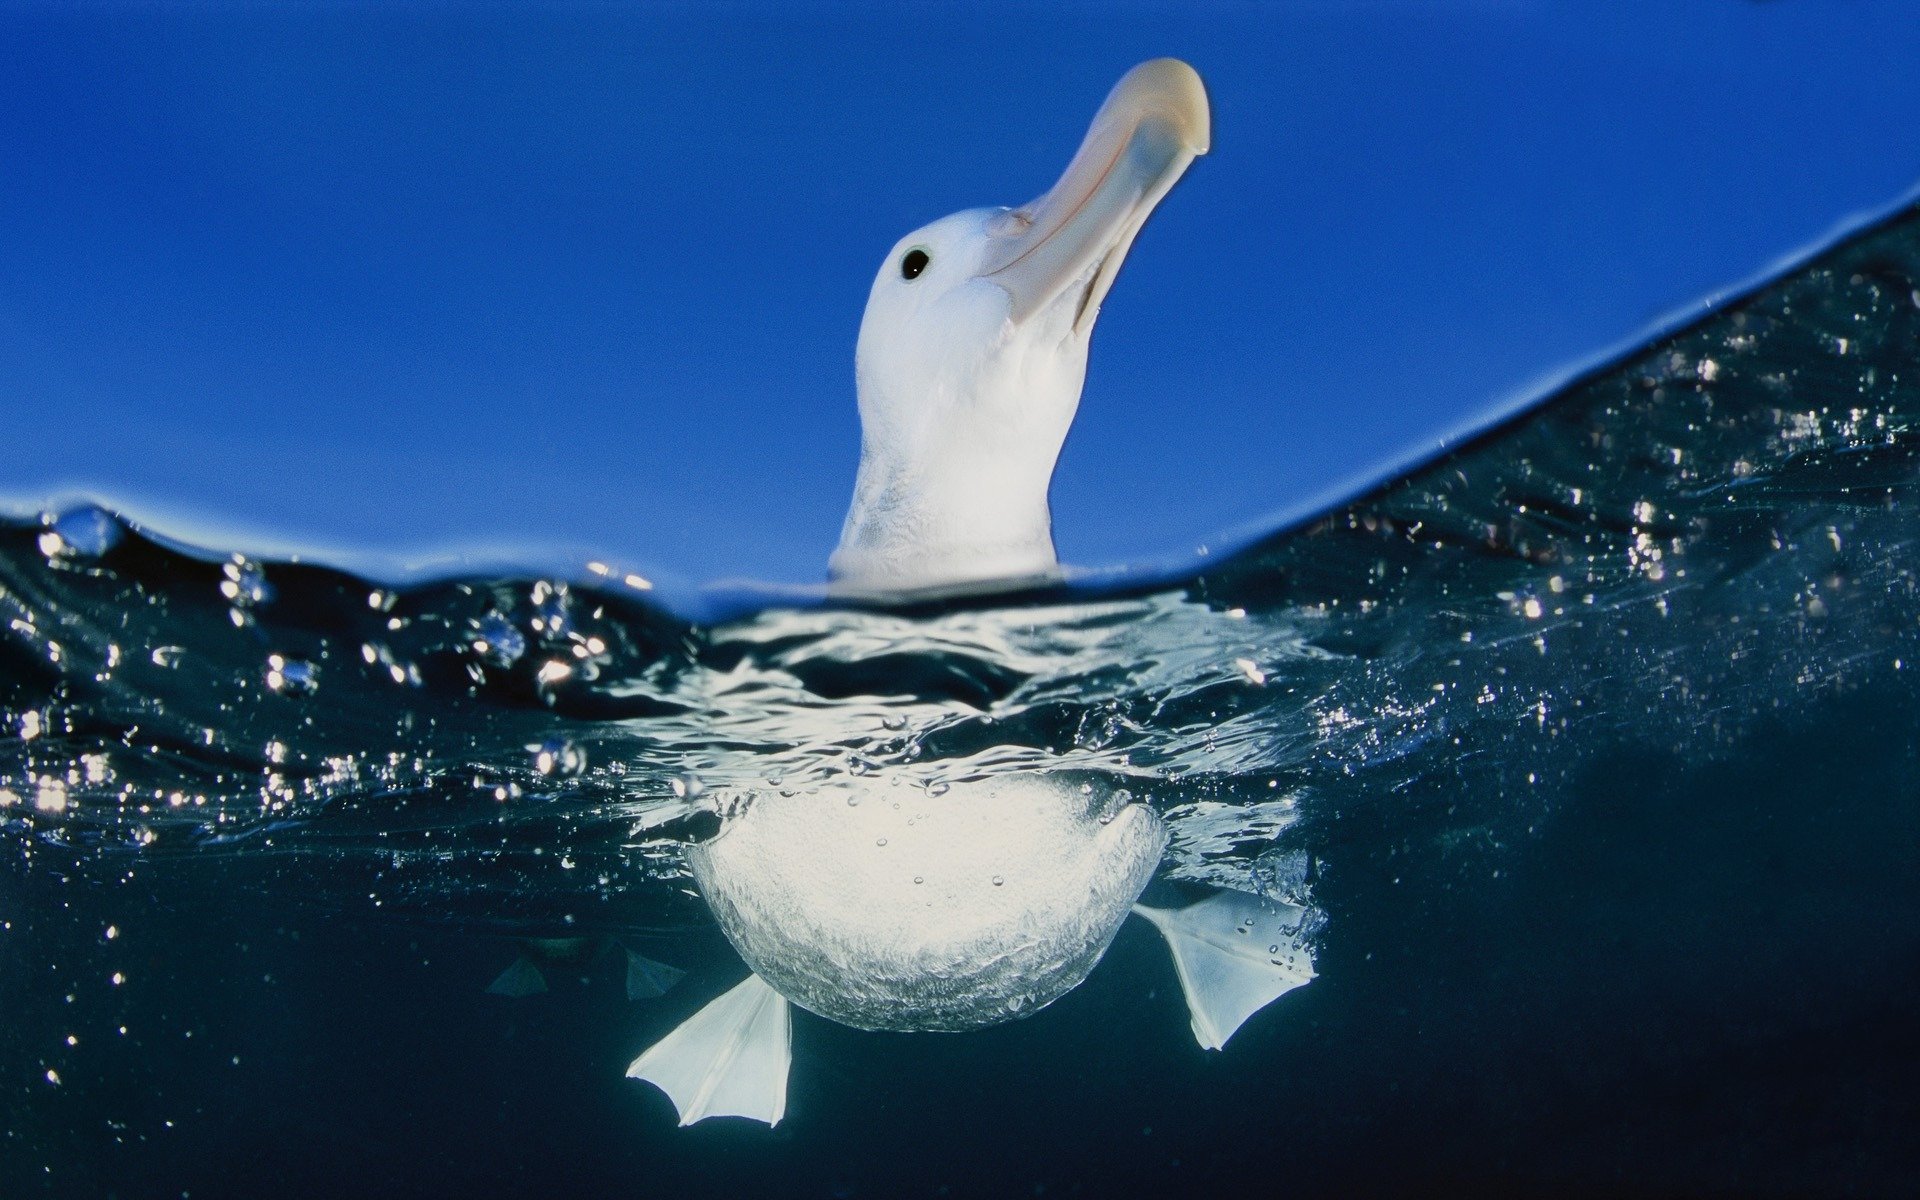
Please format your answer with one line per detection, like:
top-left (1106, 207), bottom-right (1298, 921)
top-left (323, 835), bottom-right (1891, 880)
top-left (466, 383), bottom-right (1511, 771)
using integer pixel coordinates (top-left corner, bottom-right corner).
top-left (900, 248), bottom-right (930, 280)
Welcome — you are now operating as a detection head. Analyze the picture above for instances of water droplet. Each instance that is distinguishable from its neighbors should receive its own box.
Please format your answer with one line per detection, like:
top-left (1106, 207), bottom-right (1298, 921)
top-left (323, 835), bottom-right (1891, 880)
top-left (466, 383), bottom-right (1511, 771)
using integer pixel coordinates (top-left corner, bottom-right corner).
top-left (531, 738), bottom-right (586, 778)
top-left (912, 875), bottom-right (923, 885)
top-left (1075, 709), bottom-right (1124, 750)
top-left (875, 837), bottom-right (888, 847)
top-left (845, 794), bottom-right (860, 806)
top-left (991, 875), bottom-right (1004, 887)
top-left (847, 757), bottom-right (872, 777)
top-left (471, 614), bottom-right (526, 667)
top-left (45, 507), bottom-right (123, 559)
top-left (533, 588), bottom-right (572, 639)
top-left (925, 780), bottom-right (949, 797)
top-left (264, 654), bottom-right (317, 696)
top-left (220, 558), bottom-right (273, 608)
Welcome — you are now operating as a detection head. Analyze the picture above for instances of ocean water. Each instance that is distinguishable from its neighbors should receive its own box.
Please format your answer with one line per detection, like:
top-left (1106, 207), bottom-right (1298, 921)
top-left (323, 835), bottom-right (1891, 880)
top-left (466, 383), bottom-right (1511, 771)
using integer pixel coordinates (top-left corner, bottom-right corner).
top-left (5, 204), bottom-right (1920, 1198)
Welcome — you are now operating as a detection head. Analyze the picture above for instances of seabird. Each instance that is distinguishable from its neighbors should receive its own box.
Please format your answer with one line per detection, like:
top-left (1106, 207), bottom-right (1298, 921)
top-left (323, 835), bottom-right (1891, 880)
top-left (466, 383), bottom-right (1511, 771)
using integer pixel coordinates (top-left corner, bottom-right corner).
top-left (628, 60), bottom-right (1315, 1128)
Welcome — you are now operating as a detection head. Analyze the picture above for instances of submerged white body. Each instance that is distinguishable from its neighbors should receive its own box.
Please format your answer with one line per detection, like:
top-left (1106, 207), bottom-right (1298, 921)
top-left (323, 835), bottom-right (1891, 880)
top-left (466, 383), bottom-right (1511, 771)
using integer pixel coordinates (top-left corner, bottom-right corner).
top-left (628, 60), bottom-right (1317, 1128)
top-left (630, 777), bottom-right (1316, 1127)
top-left (691, 777), bottom-right (1167, 1031)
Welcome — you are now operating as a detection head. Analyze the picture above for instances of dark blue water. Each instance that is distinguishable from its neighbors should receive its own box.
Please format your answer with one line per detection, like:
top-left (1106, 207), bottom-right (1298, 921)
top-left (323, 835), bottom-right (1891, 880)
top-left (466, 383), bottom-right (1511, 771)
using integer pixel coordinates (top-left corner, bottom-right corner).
top-left (5, 205), bottom-right (1920, 1197)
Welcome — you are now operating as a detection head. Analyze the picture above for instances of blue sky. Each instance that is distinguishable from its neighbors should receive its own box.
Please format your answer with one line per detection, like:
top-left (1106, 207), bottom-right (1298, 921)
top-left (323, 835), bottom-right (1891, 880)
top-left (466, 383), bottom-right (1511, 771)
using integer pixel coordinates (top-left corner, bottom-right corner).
top-left (4, 2), bottom-right (1919, 587)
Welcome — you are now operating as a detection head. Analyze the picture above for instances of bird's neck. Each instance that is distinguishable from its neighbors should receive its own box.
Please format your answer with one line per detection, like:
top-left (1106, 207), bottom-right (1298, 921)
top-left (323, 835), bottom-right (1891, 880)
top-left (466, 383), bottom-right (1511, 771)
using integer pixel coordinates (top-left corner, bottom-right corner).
top-left (834, 324), bottom-right (1088, 593)
top-left (830, 429), bottom-right (1061, 593)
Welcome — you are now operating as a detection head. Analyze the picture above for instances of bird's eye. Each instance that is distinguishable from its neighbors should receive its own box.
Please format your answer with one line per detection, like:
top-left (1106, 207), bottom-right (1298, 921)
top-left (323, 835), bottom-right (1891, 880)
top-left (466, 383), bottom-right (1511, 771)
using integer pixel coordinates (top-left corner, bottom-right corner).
top-left (900, 249), bottom-right (930, 280)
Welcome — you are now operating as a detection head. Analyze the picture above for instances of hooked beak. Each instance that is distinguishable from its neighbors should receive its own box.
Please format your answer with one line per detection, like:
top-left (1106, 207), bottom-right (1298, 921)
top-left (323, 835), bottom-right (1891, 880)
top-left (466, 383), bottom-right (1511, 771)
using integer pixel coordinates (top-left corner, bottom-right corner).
top-left (978, 59), bottom-right (1209, 332)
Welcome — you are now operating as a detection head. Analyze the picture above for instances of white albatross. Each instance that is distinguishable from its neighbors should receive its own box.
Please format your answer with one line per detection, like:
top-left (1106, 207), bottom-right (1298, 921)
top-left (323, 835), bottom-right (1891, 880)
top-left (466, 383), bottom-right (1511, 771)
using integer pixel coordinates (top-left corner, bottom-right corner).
top-left (627, 60), bottom-right (1316, 1128)
top-left (830, 57), bottom-right (1210, 594)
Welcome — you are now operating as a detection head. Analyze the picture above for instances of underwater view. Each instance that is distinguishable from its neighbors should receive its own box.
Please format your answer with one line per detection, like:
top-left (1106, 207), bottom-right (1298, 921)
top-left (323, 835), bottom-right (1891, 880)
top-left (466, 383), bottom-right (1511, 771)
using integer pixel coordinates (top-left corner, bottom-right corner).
top-left (6, 163), bottom-right (1920, 1196)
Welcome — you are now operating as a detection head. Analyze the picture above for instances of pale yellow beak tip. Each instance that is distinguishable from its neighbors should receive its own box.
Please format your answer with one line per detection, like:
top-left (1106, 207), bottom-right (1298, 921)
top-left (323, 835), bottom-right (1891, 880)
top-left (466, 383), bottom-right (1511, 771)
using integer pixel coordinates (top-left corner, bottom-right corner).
top-left (1116, 58), bottom-right (1211, 156)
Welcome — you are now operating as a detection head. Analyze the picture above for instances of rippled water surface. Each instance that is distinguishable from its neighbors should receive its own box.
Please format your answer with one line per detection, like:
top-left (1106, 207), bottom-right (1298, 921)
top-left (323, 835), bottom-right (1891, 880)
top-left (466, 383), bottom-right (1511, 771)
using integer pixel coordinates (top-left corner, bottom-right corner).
top-left (6, 206), bottom-right (1920, 1196)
